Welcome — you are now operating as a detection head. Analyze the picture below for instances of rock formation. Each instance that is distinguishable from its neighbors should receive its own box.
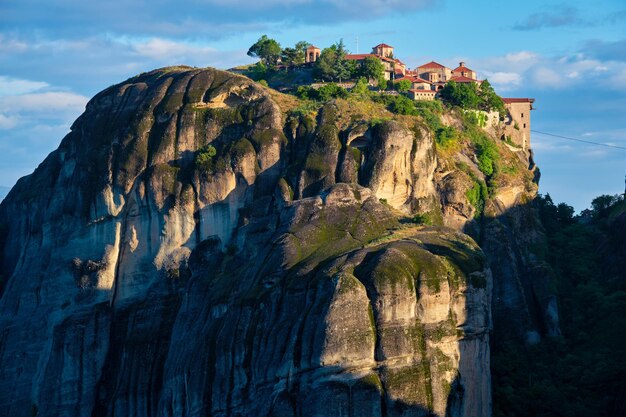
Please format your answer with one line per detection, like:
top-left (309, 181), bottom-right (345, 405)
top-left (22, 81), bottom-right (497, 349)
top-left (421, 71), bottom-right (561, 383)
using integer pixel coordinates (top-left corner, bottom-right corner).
top-left (0, 66), bottom-right (552, 416)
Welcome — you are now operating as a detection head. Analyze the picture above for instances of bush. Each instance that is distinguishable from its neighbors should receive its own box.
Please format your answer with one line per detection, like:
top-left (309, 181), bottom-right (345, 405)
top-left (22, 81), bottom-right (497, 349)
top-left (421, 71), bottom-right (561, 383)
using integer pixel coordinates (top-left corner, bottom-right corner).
top-left (395, 79), bottom-right (412, 93)
top-left (387, 95), bottom-right (418, 115)
top-left (296, 83), bottom-right (348, 102)
top-left (435, 126), bottom-right (458, 148)
top-left (466, 180), bottom-right (488, 216)
top-left (475, 138), bottom-right (499, 176)
top-left (440, 79), bottom-right (505, 115)
top-left (245, 62), bottom-right (270, 81)
top-left (316, 83), bottom-right (348, 101)
top-left (195, 145), bottom-right (217, 170)
top-left (351, 77), bottom-right (370, 96)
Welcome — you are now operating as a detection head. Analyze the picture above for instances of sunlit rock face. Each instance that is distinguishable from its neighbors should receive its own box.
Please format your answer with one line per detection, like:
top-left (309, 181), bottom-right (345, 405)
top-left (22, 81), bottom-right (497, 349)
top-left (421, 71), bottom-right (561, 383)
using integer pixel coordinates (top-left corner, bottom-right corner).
top-left (0, 67), bottom-right (494, 417)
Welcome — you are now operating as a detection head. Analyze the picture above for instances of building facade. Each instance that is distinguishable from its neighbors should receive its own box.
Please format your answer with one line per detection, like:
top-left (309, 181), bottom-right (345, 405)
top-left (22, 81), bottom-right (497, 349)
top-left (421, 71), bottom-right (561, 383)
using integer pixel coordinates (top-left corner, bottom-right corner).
top-left (417, 61), bottom-right (453, 84)
top-left (502, 98), bottom-right (535, 150)
top-left (305, 45), bottom-right (321, 63)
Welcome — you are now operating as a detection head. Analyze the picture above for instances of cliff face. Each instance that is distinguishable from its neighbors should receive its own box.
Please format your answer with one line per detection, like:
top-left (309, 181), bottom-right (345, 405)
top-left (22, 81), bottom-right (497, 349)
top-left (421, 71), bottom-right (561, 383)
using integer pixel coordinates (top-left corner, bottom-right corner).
top-left (0, 67), bottom-right (548, 417)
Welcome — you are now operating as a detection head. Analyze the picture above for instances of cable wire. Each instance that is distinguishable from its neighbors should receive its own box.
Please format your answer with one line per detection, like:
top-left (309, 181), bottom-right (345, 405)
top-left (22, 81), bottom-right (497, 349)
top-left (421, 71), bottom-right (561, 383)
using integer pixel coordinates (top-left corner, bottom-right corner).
top-left (531, 130), bottom-right (626, 150)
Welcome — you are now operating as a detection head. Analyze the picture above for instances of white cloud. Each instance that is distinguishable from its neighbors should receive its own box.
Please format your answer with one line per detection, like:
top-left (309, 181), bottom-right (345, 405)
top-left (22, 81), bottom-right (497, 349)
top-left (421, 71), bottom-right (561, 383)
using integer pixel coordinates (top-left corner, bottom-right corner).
top-left (0, 92), bottom-right (88, 114)
top-left (129, 38), bottom-right (218, 61)
top-left (0, 91), bottom-right (88, 132)
top-left (474, 49), bottom-right (626, 92)
top-left (505, 51), bottom-right (538, 63)
top-left (0, 114), bottom-right (17, 129)
top-left (531, 67), bottom-right (565, 87)
top-left (610, 67), bottom-right (626, 88)
top-left (0, 76), bottom-right (49, 96)
top-left (482, 71), bottom-right (522, 90)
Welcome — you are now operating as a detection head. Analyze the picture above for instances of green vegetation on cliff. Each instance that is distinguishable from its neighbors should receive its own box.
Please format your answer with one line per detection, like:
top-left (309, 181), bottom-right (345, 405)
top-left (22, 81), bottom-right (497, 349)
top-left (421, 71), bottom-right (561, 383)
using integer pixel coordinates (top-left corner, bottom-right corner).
top-left (492, 193), bottom-right (626, 417)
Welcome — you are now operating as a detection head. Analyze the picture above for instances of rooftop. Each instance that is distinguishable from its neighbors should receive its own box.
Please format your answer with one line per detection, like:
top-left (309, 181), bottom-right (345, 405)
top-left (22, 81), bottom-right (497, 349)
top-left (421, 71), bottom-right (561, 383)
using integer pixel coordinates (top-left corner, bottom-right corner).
top-left (418, 61), bottom-right (448, 69)
top-left (345, 54), bottom-right (395, 62)
top-left (449, 75), bottom-right (478, 83)
top-left (502, 98), bottom-right (535, 103)
top-left (453, 65), bottom-right (473, 72)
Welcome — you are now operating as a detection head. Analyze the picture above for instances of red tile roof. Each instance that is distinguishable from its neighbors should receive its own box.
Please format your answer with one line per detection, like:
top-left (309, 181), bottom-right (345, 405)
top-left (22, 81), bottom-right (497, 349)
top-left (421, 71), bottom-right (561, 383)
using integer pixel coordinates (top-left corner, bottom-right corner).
top-left (453, 66), bottom-right (473, 73)
top-left (397, 76), bottom-right (432, 84)
top-left (448, 76), bottom-right (478, 83)
top-left (307, 45), bottom-right (320, 50)
top-left (373, 43), bottom-right (394, 48)
top-left (418, 61), bottom-right (447, 69)
top-left (345, 54), bottom-right (394, 62)
top-left (502, 98), bottom-right (535, 104)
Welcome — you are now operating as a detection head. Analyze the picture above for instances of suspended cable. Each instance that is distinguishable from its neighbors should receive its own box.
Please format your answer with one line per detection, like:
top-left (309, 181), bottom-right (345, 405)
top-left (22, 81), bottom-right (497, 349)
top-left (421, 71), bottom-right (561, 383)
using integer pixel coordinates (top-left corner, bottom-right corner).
top-left (531, 130), bottom-right (626, 150)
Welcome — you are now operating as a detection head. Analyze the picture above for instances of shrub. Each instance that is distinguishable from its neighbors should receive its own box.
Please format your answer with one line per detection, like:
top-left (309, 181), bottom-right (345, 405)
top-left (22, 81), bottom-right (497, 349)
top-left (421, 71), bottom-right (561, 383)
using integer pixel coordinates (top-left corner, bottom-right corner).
top-left (296, 83), bottom-right (347, 102)
top-left (195, 144), bottom-right (217, 170)
top-left (316, 83), bottom-right (348, 101)
top-left (351, 77), bottom-right (370, 96)
top-left (388, 95), bottom-right (418, 115)
top-left (475, 138), bottom-right (499, 176)
top-left (435, 126), bottom-right (458, 148)
top-left (466, 180), bottom-right (488, 216)
top-left (395, 79), bottom-right (412, 93)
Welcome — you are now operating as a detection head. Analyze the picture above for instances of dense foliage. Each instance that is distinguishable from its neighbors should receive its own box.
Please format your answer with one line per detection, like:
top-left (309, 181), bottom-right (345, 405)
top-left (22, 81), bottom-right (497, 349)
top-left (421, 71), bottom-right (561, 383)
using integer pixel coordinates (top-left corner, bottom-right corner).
top-left (195, 144), bottom-right (217, 170)
top-left (295, 83), bottom-right (349, 101)
top-left (492, 194), bottom-right (626, 417)
top-left (357, 56), bottom-right (386, 87)
top-left (313, 40), bottom-right (355, 82)
top-left (246, 35), bottom-right (282, 66)
top-left (440, 80), bottom-right (505, 115)
top-left (280, 41), bottom-right (309, 66)
top-left (395, 79), bottom-right (412, 93)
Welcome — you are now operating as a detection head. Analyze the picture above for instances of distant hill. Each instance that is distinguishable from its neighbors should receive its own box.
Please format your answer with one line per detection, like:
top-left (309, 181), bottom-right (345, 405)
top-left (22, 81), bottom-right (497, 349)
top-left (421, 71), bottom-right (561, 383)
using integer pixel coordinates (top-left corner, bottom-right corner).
top-left (0, 186), bottom-right (9, 202)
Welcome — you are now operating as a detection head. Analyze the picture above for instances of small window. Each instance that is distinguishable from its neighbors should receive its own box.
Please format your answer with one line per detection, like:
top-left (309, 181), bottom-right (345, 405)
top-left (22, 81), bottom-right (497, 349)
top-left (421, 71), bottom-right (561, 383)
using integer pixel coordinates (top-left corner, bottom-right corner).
top-left (521, 113), bottom-right (524, 118)
top-left (523, 123), bottom-right (526, 128)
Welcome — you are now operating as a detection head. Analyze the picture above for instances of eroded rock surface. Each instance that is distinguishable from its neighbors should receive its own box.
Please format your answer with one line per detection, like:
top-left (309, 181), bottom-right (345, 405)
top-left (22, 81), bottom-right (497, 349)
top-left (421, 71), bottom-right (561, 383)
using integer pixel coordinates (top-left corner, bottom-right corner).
top-left (0, 67), bottom-right (494, 417)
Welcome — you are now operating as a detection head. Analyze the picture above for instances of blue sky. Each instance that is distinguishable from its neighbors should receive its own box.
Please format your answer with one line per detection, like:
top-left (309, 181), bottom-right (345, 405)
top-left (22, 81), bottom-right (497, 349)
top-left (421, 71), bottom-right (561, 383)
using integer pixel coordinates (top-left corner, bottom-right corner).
top-left (1, 0), bottom-right (625, 210)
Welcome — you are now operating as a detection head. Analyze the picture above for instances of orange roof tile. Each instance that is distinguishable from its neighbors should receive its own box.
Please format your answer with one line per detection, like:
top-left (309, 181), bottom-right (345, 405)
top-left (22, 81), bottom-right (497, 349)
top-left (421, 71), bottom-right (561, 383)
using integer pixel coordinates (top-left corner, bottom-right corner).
top-left (418, 61), bottom-right (447, 69)
top-left (453, 66), bottom-right (473, 73)
top-left (448, 76), bottom-right (478, 83)
top-left (373, 43), bottom-right (394, 48)
top-left (345, 54), bottom-right (394, 62)
top-left (502, 98), bottom-right (535, 104)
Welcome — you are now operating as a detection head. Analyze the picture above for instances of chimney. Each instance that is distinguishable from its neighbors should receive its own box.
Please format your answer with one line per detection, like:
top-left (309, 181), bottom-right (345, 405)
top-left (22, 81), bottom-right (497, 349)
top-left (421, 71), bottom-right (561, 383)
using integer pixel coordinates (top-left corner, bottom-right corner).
top-left (459, 61), bottom-right (465, 67)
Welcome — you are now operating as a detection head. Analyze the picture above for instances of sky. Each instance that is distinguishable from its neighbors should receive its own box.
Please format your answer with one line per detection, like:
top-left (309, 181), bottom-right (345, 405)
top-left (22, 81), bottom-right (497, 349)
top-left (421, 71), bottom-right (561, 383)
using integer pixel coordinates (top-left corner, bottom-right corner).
top-left (1, 0), bottom-right (625, 211)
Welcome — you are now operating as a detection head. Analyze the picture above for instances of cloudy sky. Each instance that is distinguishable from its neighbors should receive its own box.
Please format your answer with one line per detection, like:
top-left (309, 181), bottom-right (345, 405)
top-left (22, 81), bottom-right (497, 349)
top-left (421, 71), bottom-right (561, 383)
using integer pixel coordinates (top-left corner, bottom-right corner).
top-left (1, 0), bottom-right (625, 210)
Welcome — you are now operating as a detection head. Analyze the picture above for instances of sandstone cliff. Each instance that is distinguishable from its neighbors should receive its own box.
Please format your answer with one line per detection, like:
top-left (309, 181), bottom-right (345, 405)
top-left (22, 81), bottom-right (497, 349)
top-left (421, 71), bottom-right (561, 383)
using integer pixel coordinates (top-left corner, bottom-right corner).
top-left (0, 67), bottom-right (552, 416)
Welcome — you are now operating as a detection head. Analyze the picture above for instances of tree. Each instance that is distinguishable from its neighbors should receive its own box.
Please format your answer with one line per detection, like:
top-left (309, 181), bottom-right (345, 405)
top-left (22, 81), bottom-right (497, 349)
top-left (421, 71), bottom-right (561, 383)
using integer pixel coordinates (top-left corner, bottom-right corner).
top-left (478, 79), bottom-right (506, 114)
top-left (440, 81), bottom-right (480, 109)
top-left (351, 77), bottom-right (370, 96)
top-left (396, 79), bottom-right (412, 93)
top-left (281, 41), bottom-right (309, 66)
top-left (313, 39), bottom-right (352, 82)
top-left (246, 61), bottom-right (268, 81)
top-left (359, 56), bottom-right (385, 84)
top-left (247, 35), bottom-right (282, 66)
top-left (195, 145), bottom-right (217, 170)
top-left (591, 194), bottom-right (621, 218)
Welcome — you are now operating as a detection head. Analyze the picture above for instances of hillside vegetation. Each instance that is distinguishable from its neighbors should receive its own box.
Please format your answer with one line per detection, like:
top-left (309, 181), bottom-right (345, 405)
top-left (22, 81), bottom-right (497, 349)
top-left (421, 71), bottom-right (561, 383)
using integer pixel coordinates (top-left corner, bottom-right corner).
top-left (492, 194), bottom-right (626, 417)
